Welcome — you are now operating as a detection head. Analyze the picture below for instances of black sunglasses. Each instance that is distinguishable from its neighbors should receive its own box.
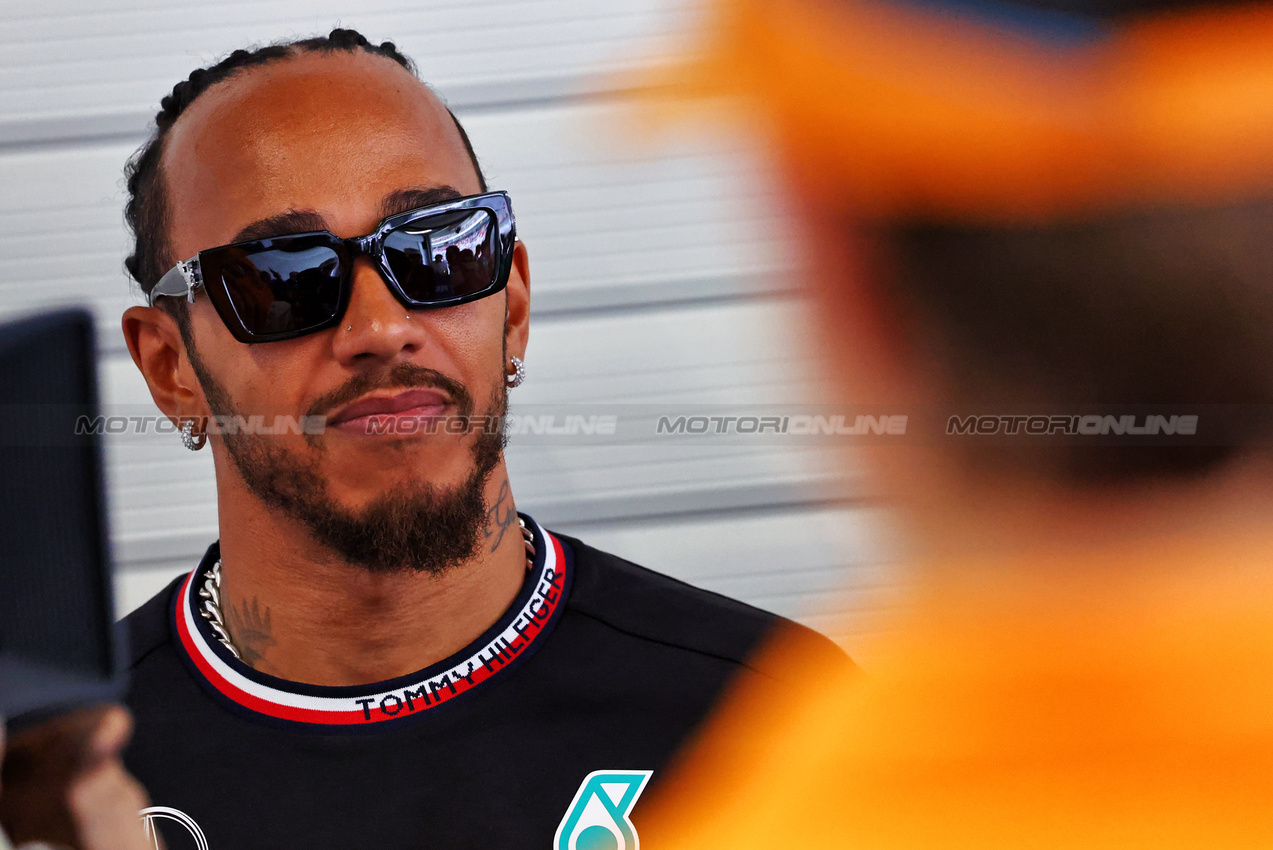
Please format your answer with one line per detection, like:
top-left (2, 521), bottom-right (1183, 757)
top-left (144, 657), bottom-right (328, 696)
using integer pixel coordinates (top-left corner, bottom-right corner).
top-left (149, 191), bottom-right (516, 343)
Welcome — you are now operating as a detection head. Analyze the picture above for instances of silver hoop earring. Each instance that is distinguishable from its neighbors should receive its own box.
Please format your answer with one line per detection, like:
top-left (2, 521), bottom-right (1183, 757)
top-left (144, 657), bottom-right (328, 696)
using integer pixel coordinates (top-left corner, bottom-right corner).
top-left (506, 355), bottom-right (526, 388)
top-left (180, 419), bottom-right (207, 451)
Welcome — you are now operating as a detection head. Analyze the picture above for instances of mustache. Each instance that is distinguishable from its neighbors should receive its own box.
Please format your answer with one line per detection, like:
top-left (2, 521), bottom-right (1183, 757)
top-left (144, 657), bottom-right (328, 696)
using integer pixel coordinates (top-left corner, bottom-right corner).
top-left (306, 363), bottom-right (476, 422)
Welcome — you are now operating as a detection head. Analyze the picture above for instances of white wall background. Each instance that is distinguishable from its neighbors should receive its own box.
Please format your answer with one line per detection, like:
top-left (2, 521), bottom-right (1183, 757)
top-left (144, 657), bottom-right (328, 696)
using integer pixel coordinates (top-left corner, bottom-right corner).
top-left (0, 0), bottom-right (899, 657)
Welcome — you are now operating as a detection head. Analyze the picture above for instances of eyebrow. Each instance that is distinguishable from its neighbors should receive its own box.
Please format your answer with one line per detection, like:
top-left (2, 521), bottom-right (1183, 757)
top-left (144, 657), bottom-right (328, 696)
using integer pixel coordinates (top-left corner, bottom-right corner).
top-left (379, 185), bottom-right (464, 218)
top-left (232, 210), bottom-right (328, 244)
top-left (229, 185), bottom-right (466, 244)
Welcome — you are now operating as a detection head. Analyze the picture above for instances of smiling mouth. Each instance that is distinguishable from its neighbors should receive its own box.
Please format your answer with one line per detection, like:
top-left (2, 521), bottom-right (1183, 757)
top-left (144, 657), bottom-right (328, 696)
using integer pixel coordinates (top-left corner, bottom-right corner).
top-left (327, 389), bottom-right (453, 433)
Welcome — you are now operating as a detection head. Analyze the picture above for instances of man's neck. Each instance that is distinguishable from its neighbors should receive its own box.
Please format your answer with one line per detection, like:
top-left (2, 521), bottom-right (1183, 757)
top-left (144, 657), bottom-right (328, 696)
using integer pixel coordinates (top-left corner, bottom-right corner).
top-left (212, 466), bottom-right (528, 686)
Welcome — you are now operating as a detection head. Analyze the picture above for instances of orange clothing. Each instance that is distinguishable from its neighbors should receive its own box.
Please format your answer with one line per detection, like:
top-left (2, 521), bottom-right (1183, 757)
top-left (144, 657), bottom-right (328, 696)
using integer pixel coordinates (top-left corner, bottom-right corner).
top-left (646, 0), bottom-right (1273, 222)
top-left (644, 545), bottom-right (1273, 848)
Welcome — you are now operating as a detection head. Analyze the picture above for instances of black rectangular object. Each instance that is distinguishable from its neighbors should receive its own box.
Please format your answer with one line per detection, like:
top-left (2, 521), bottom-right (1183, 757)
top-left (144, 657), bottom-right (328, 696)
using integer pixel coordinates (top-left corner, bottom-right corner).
top-left (0, 308), bottom-right (123, 721)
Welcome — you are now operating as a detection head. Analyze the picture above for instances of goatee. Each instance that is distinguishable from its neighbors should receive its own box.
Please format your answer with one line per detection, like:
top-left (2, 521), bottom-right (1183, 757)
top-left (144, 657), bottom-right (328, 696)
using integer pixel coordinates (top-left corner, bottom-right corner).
top-left (192, 359), bottom-right (507, 575)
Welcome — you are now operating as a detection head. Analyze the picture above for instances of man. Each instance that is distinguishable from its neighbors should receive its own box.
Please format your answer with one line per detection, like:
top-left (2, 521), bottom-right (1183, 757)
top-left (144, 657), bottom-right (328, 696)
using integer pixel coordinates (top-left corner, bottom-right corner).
top-left (117, 27), bottom-right (845, 850)
top-left (639, 0), bottom-right (1273, 846)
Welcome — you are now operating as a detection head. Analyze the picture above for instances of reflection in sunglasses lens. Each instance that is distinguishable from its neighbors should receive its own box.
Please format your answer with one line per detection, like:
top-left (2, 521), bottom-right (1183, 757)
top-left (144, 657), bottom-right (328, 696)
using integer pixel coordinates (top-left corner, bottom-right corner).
top-left (219, 242), bottom-right (344, 336)
top-left (384, 209), bottom-right (495, 303)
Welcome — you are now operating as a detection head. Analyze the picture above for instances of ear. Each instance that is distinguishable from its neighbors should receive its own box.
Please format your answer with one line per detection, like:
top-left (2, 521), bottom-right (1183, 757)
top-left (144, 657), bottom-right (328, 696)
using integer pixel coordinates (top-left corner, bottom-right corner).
top-left (504, 240), bottom-right (531, 360)
top-left (121, 305), bottom-right (208, 422)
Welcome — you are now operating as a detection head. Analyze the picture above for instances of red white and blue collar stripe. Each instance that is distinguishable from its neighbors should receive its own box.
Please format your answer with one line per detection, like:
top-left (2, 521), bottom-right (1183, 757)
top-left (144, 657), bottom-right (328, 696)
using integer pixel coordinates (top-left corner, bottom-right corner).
top-left (170, 514), bottom-right (570, 730)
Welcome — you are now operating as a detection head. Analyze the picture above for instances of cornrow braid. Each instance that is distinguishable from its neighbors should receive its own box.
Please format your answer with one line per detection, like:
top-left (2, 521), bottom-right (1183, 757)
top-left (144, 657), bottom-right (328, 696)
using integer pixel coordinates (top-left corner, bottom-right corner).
top-left (123, 27), bottom-right (487, 331)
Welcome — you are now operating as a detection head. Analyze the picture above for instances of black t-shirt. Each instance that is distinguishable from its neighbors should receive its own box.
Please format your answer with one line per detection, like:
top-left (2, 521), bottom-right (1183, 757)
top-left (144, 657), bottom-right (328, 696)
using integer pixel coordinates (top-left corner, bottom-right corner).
top-left (122, 515), bottom-right (849, 850)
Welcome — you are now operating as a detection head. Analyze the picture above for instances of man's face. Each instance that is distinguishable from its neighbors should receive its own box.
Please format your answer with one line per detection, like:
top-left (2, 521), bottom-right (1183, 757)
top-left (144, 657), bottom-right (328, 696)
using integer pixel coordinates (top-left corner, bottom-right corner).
top-left (157, 51), bottom-right (525, 571)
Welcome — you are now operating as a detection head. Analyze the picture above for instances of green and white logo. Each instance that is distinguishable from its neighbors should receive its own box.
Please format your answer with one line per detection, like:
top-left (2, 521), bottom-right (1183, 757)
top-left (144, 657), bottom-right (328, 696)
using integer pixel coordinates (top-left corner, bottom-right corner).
top-left (554, 770), bottom-right (653, 850)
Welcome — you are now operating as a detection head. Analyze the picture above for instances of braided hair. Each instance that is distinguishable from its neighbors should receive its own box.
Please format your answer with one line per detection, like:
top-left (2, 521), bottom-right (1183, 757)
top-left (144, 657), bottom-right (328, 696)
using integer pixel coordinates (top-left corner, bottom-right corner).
top-left (124, 27), bottom-right (487, 318)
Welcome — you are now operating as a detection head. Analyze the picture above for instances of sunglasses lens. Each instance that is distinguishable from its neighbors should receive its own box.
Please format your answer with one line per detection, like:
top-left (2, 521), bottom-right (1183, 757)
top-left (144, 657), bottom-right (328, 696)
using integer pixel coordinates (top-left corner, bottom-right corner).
top-left (206, 239), bottom-right (344, 339)
top-left (383, 209), bottom-right (497, 304)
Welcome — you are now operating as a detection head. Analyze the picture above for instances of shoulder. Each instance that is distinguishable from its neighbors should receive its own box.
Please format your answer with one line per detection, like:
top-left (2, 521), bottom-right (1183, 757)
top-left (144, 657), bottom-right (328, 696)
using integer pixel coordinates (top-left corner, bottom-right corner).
top-left (553, 531), bottom-right (854, 682)
top-left (121, 573), bottom-right (186, 669)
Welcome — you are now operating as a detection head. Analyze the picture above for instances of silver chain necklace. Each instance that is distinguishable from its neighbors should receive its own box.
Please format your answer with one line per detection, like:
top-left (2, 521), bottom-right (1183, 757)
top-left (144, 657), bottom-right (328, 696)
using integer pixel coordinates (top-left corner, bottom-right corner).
top-left (198, 518), bottom-right (537, 661)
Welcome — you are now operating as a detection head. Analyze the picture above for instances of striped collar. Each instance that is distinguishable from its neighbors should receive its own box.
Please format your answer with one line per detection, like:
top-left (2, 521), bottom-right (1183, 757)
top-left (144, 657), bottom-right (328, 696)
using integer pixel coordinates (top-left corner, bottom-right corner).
top-left (170, 514), bottom-right (571, 731)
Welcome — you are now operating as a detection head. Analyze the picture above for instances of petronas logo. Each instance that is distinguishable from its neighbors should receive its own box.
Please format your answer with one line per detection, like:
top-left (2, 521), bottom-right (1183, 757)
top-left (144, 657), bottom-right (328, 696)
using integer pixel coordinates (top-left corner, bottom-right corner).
top-left (554, 770), bottom-right (653, 850)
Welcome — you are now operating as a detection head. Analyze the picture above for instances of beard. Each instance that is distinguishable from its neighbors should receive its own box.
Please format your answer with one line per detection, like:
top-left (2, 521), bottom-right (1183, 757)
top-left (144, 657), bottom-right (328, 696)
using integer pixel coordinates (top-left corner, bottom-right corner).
top-left (190, 356), bottom-right (508, 576)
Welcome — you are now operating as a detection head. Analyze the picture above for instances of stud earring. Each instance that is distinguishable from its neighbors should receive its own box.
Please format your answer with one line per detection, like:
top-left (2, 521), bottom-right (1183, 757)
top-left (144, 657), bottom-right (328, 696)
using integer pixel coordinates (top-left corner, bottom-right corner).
top-left (180, 419), bottom-right (207, 451)
top-left (506, 356), bottom-right (526, 388)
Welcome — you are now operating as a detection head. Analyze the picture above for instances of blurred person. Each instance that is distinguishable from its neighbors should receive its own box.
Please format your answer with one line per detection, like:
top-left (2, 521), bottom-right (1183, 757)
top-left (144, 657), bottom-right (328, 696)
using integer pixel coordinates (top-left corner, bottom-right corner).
top-left (638, 0), bottom-right (1273, 846)
top-left (0, 707), bottom-right (151, 850)
top-left (117, 27), bottom-right (847, 849)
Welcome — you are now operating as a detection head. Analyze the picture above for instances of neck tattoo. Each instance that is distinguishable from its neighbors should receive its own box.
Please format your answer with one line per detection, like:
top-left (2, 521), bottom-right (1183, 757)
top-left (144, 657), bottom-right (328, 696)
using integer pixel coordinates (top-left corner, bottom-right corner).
top-left (199, 517), bottom-right (538, 662)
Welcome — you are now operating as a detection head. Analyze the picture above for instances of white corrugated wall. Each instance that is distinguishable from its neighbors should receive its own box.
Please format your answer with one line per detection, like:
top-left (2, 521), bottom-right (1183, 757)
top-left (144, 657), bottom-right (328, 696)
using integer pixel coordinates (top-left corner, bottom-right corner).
top-left (0, 0), bottom-right (899, 657)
